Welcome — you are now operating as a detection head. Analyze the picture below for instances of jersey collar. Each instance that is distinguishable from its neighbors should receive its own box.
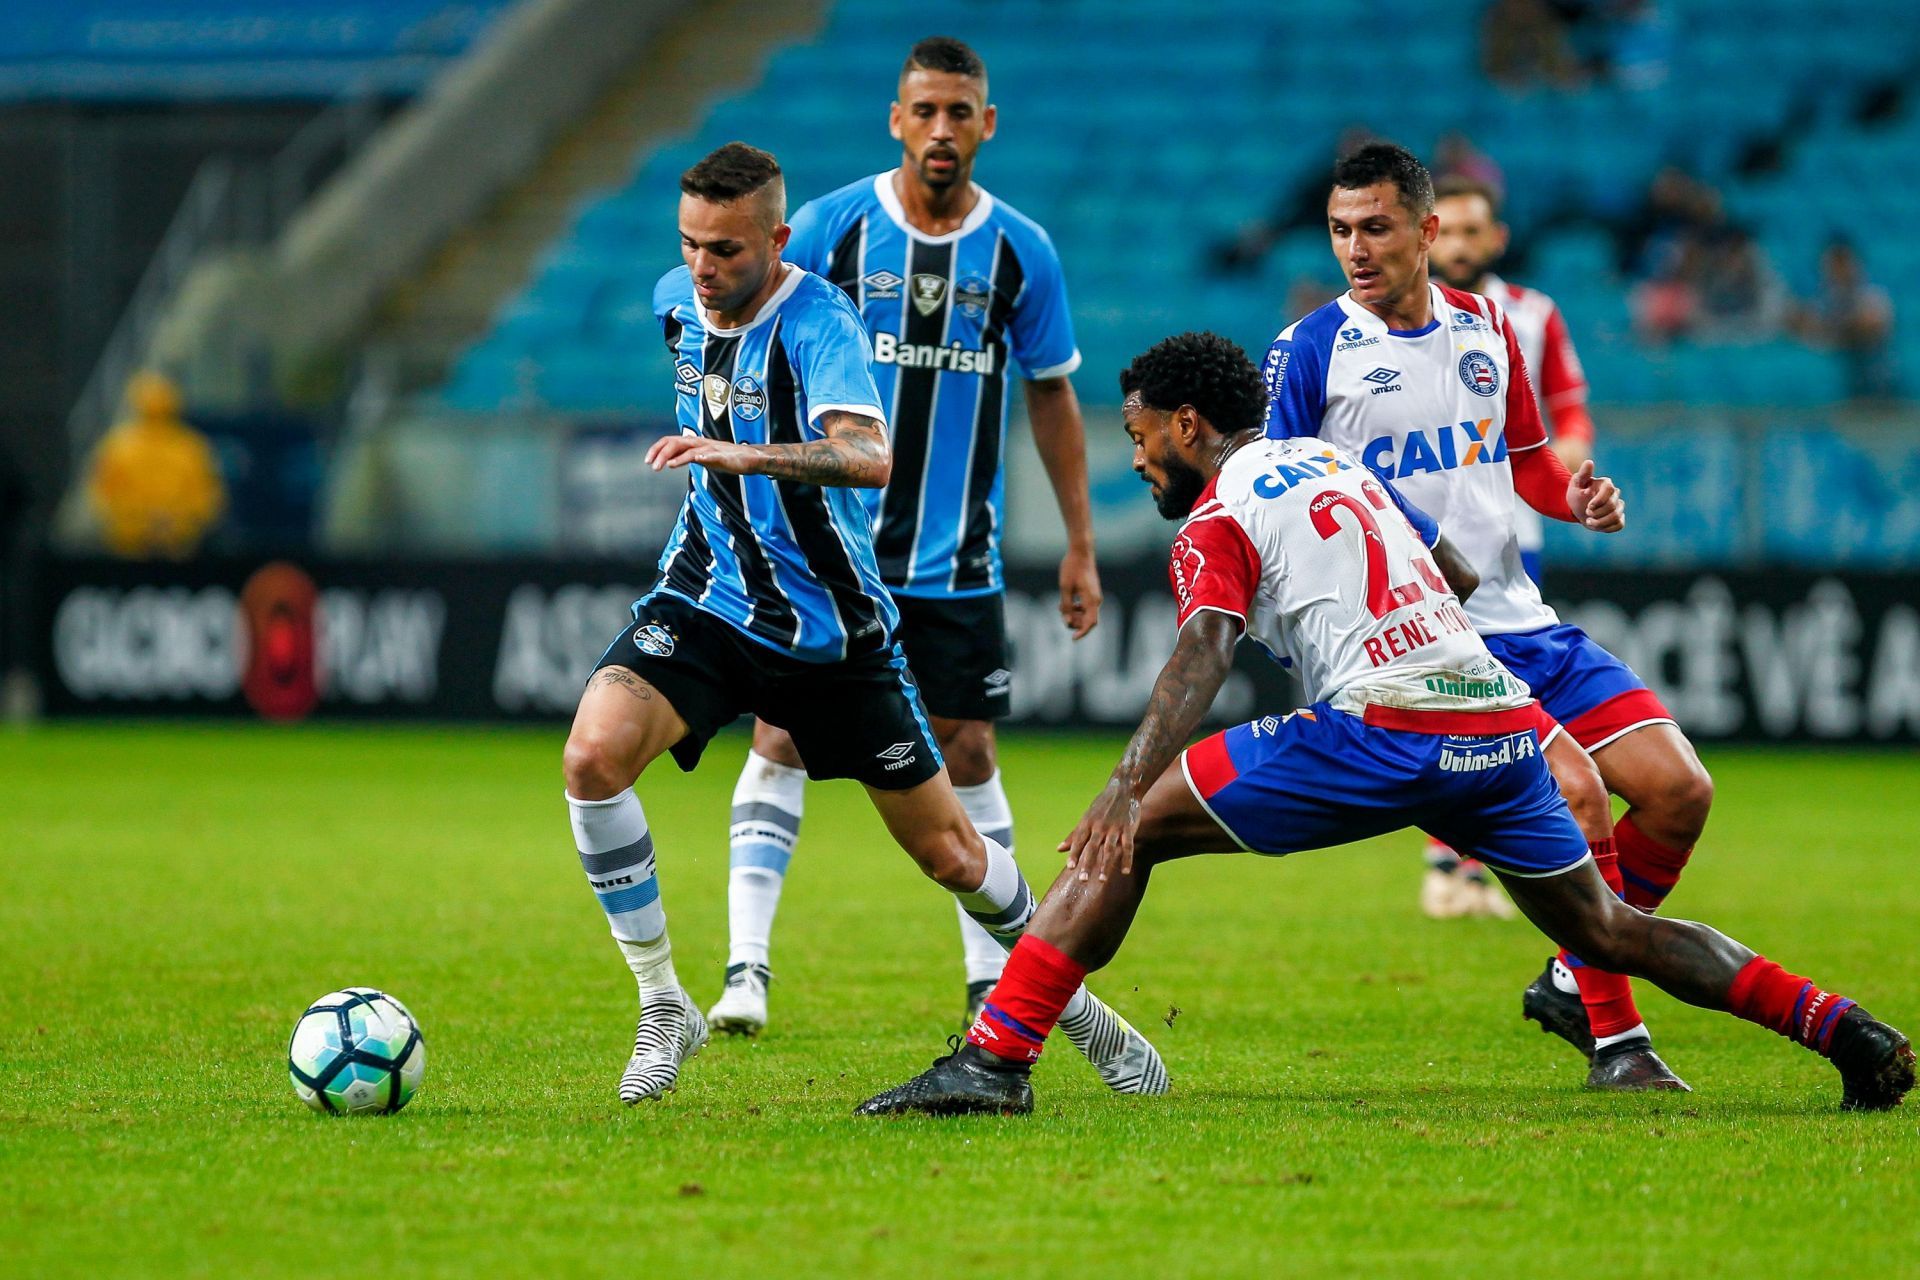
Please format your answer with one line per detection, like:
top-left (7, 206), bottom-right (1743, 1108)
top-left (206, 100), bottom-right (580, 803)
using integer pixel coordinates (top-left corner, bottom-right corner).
top-left (700, 263), bottom-right (802, 336)
top-left (1336, 283), bottom-right (1443, 338)
top-left (873, 170), bottom-right (996, 244)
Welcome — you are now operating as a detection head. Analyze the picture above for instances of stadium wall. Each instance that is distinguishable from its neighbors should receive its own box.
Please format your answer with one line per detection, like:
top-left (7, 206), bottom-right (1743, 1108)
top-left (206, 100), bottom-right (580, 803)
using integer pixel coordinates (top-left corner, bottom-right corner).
top-left (28, 555), bottom-right (1920, 745)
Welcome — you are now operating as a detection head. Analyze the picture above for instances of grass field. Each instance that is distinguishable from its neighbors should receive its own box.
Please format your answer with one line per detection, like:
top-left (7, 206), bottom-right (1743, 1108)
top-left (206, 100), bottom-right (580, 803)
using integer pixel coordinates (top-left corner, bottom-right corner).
top-left (3, 724), bottom-right (1918, 1277)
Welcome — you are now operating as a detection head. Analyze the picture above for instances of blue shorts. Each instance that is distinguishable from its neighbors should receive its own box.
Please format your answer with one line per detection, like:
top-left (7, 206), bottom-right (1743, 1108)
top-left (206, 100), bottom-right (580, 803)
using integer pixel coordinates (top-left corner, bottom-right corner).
top-left (1181, 703), bottom-right (1589, 878)
top-left (1483, 623), bottom-right (1676, 752)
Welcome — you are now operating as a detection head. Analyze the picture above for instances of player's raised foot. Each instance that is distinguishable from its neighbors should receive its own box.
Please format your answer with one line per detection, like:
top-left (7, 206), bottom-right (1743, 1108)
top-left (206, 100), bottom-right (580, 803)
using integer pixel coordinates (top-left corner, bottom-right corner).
top-left (1056, 991), bottom-right (1170, 1096)
top-left (707, 962), bottom-right (771, 1037)
top-left (854, 1037), bottom-right (1033, 1117)
top-left (1522, 956), bottom-right (1595, 1061)
top-left (618, 988), bottom-right (708, 1104)
top-left (1586, 1036), bottom-right (1690, 1092)
top-left (1828, 1008), bottom-right (1915, 1112)
top-left (1420, 865), bottom-right (1476, 919)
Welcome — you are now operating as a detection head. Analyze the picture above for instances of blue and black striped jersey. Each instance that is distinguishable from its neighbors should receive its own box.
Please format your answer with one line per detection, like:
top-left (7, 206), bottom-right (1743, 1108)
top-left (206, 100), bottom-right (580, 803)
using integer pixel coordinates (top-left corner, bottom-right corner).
top-left (788, 172), bottom-right (1079, 599)
top-left (650, 263), bottom-right (899, 663)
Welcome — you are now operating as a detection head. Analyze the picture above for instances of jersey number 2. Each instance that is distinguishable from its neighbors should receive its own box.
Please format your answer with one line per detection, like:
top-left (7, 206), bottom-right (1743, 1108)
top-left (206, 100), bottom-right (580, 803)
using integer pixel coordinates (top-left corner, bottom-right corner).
top-left (1309, 482), bottom-right (1449, 618)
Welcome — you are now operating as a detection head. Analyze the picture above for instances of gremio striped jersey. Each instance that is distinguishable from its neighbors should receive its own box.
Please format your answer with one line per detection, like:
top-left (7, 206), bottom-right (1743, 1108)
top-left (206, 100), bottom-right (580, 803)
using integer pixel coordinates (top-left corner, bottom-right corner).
top-left (649, 263), bottom-right (898, 663)
top-left (786, 171), bottom-right (1080, 598)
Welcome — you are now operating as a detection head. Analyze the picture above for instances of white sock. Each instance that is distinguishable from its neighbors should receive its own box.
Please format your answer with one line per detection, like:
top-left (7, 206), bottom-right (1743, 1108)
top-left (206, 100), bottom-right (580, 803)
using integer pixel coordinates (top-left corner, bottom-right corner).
top-left (1595, 1022), bottom-right (1651, 1051)
top-left (569, 790), bottom-right (670, 994)
top-left (954, 773), bottom-right (1016, 984)
top-left (953, 834), bottom-right (1035, 946)
top-left (726, 751), bottom-right (807, 969)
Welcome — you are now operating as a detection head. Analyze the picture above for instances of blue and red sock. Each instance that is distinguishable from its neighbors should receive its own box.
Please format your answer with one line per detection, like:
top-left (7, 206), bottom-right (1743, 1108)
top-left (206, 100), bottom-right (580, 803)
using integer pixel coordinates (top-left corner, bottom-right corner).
top-left (966, 935), bottom-right (1087, 1064)
top-left (1614, 814), bottom-right (1691, 912)
top-left (1729, 956), bottom-right (1857, 1055)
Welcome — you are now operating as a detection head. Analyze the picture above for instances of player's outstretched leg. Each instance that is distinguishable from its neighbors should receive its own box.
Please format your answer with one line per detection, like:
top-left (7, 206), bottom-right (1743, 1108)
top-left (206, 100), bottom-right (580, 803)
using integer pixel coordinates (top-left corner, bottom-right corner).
top-left (565, 669), bottom-right (709, 1103)
top-left (709, 722), bottom-right (808, 1036)
top-left (1519, 730), bottom-right (1686, 1091)
top-left (863, 772), bottom-right (1169, 1100)
top-left (859, 765), bottom-right (1221, 1116)
top-left (1495, 859), bottom-right (1913, 1111)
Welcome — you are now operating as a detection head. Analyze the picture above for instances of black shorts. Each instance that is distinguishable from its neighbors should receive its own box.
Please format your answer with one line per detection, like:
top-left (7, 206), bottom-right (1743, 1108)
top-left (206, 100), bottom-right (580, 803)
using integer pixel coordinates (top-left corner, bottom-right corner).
top-left (891, 592), bottom-right (1011, 722)
top-left (592, 591), bottom-right (944, 791)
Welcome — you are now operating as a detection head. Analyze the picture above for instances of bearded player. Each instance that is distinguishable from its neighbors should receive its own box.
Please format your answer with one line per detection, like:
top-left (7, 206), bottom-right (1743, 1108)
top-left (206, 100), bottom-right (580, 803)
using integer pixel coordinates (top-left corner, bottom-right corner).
top-left (854, 332), bottom-right (1912, 1118)
top-left (1417, 175), bottom-right (1598, 918)
top-left (560, 142), bottom-right (1160, 1103)
top-left (707, 38), bottom-right (1109, 1045)
top-left (1261, 142), bottom-right (1718, 1091)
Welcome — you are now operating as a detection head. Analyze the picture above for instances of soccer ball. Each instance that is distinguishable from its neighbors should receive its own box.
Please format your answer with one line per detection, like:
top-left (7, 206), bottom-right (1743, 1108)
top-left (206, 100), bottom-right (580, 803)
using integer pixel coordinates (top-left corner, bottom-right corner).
top-left (287, 988), bottom-right (426, 1115)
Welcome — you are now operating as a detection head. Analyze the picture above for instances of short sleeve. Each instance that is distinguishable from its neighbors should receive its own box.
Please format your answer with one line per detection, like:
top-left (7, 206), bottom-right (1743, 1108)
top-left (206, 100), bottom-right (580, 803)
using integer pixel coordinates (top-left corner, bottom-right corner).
top-left (1170, 512), bottom-right (1261, 632)
top-left (1262, 334), bottom-right (1327, 439)
top-left (1497, 308), bottom-right (1548, 454)
top-left (790, 291), bottom-right (886, 429)
top-left (1375, 474), bottom-right (1441, 548)
top-left (1007, 235), bottom-right (1081, 380)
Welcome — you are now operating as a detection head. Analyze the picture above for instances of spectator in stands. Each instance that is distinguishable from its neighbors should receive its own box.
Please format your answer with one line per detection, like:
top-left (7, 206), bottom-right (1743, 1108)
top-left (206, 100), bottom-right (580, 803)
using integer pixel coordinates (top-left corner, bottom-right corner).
top-left (1481, 0), bottom-right (1585, 88)
top-left (87, 371), bottom-right (226, 559)
top-left (1612, 165), bottom-right (1723, 278)
top-left (1794, 239), bottom-right (1896, 400)
top-left (1692, 226), bottom-right (1790, 342)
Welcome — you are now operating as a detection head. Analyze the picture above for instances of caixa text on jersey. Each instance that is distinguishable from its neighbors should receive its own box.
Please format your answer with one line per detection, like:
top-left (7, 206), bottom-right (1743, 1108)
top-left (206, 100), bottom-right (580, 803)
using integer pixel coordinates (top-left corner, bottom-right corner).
top-left (872, 332), bottom-right (999, 374)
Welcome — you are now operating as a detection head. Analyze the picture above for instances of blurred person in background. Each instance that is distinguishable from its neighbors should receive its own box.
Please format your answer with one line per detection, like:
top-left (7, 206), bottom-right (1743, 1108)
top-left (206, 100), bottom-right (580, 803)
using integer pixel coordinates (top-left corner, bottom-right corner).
top-left (1692, 225), bottom-right (1790, 343)
top-left (86, 371), bottom-right (225, 559)
top-left (1423, 174), bottom-right (1596, 919)
top-left (1481, 0), bottom-right (1585, 88)
top-left (1794, 238), bottom-right (1895, 400)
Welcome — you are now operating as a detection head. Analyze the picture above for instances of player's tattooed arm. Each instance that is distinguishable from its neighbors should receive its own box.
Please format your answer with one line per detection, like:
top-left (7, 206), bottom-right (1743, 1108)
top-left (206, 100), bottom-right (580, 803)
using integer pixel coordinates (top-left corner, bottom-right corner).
top-left (1431, 535), bottom-right (1479, 602)
top-left (645, 413), bottom-right (891, 487)
top-left (1062, 611), bottom-right (1240, 882)
top-left (752, 411), bottom-right (891, 487)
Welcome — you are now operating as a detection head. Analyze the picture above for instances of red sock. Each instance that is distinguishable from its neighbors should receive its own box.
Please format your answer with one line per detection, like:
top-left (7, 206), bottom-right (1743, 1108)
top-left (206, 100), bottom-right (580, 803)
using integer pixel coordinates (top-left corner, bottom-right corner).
top-left (1563, 838), bottom-right (1643, 1038)
top-left (966, 935), bottom-right (1087, 1063)
top-left (1614, 814), bottom-right (1691, 911)
top-left (1728, 956), bottom-right (1857, 1055)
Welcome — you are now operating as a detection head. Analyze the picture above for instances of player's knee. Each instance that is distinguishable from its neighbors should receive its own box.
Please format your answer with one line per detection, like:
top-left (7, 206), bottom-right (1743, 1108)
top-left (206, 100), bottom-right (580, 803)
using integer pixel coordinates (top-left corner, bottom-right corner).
top-left (1666, 762), bottom-right (1714, 843)
top-left (1562, 765), bottom-right (1612, 841)
top-left (905, 823), bottom-right (981, 890)
top-left (563, 731), bottom-right (636, 801)
top-left (936, 722), bottom-right (996, 787)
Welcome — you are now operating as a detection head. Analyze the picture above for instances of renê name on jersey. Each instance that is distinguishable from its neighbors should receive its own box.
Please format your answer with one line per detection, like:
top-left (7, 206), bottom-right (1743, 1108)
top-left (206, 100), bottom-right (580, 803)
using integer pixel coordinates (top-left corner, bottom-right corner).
top-left (1362, 599), bottom-right (1475, 668)
top-left (873, 331), bottom-right (998, 374)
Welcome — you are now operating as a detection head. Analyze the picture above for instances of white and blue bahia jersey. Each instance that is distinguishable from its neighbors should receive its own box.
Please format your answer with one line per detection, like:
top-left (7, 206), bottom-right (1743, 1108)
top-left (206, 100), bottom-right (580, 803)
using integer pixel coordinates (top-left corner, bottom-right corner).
top-left (651, 263), bottom-right (898, 663)
top-left (1263, 283), bottom-right (1558, 637)
top-left (786, 171), bottom-right (1080, 598)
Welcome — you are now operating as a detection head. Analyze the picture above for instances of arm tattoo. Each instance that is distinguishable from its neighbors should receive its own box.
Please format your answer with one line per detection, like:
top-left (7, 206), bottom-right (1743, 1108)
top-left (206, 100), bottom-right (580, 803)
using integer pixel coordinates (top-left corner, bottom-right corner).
top-left (1112, 613), bottom-right (1239, 795)
top-left (594, 668), bottom-right (654, 701)
top-left (753, 413), bottom-right (889, 488)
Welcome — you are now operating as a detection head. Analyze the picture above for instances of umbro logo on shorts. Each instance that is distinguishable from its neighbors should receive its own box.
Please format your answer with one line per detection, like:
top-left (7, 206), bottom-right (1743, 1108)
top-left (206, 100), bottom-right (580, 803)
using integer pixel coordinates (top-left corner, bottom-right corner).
top-left (877, 741), bottom-right (918, 771)
top-left (984, 668), bottom-right (1012, 695)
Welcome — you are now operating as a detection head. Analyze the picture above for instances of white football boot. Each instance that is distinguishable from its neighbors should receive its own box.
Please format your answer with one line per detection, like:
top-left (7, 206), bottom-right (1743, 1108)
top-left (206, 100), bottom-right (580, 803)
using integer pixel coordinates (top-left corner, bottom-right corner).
top-left (706, 962), bottom-right (771, 1037)
top-left (1055, 990), bottom-right (1170, 1095)
top-left (618, 987), bottom-right (708, 1103)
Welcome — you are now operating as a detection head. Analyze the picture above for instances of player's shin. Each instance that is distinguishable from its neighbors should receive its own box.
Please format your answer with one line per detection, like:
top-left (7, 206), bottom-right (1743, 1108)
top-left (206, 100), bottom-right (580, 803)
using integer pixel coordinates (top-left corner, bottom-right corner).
top-left (1614, 813), bottom-right (1691, 912)
top-left (1564, 838), bottom-right (1648, 1046)
top-left (954, 772), bottom-right (1016, 991)
top-left (725, 751), bottom-right (807, 970)
top-left (966, 935), bottom-right (1087, 1065)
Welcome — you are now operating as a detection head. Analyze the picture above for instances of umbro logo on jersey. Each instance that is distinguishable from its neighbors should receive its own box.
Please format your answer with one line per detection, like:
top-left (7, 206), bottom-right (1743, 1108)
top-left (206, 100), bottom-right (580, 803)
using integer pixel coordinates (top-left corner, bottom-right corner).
top-left (861, 270), bottom-right (903, 299)
top-left (701, 374), bottom-right (732, 415)
top-left (877, 741), bottom-right (919, 771)
top-left (1362, 367), bottom-right (1403, 395)
top-left (910, 273), bottom-right (948, 316)
top-left (674, 360), bottom-right (700, 395)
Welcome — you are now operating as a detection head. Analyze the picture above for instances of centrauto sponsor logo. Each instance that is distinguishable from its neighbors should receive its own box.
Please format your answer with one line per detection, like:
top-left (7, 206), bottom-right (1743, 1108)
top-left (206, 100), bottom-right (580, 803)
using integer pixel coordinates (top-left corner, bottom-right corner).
top-left (50, 563), bottom-right (446, 719)
top-left (872, 331), bottom-right (998, 374)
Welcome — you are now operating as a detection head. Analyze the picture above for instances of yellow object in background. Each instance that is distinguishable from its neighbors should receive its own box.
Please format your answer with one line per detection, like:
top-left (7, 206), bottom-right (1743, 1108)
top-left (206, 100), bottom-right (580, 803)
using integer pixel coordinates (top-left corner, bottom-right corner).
top-left (87, 371), bottom-right (226, 559)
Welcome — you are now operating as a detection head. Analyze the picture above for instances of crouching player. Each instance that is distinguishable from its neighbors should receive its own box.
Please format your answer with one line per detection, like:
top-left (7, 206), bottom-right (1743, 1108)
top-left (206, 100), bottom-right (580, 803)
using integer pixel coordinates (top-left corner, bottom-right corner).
top-left (856, 333), bottom-right (1913, 1116)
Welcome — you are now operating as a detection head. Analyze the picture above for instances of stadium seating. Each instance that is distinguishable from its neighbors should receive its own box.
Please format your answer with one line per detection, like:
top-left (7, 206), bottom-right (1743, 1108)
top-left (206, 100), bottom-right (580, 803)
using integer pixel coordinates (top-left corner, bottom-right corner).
top-left (435, 0), bottom-right (1919, 413)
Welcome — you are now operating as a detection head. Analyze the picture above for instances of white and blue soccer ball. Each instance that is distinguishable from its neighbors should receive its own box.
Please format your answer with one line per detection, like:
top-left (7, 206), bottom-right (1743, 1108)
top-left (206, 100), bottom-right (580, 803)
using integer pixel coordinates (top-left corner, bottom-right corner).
top-left (287, 988), bottom-right (426, 1115)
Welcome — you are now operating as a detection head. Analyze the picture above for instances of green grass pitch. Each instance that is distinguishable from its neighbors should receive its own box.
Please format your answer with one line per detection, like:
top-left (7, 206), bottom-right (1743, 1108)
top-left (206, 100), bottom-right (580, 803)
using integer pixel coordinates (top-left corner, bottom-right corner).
top-left (3, 724), bottom-right (1917, 1277)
